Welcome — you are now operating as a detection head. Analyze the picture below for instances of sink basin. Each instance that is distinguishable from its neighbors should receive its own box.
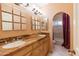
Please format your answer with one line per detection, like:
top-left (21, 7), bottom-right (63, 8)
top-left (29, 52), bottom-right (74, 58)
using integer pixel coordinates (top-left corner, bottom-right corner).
top-left (38, 34), bottom-right (46, 37)
top-left (2, 40), bottom-right (26, 49)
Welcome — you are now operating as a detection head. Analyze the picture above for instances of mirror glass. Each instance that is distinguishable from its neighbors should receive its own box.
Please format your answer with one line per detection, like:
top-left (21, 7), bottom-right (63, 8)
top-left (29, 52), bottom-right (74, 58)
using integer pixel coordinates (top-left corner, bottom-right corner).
top-left (14, 23), bottom-right (20, 30)
top-left (2, 12), bottom-right (12, 21)
top-left (22, 24), bottom-right (26, 30)
top-left (14, 15), bottom-right (20, 22)
top-left (2, 22), bottom-right (12, 30)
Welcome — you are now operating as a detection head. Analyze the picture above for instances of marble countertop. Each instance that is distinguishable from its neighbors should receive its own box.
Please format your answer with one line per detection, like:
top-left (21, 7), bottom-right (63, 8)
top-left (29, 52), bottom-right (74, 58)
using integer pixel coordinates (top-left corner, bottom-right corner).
top-left (0, 35), bottom-right (46, 56)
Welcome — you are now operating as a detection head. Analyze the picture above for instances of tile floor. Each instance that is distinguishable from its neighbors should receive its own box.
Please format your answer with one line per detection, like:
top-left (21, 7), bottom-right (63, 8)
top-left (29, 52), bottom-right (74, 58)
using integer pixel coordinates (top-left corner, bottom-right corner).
top-left (49, 44), bottom-right (70, 56)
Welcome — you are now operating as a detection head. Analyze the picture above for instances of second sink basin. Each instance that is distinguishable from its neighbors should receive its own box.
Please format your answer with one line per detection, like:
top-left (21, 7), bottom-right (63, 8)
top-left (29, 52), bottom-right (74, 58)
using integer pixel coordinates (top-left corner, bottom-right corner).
top-left (38, 34), bottom-right (46, 37)
top-left (2, 40), bottom-right (26, 49)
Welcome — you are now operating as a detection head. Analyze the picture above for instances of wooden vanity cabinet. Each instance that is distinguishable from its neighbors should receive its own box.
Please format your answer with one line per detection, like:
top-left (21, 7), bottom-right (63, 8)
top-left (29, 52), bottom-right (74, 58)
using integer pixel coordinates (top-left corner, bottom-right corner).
top-left (5, 35), bottom-right (50, 56)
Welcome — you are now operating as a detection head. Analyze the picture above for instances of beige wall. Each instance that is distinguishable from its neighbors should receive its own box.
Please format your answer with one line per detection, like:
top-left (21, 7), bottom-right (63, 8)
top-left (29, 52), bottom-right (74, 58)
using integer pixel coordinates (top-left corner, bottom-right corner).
top-left (41, 3), bottom-right (73, 51)
top-left (73, 3), bottom-right (79, 55)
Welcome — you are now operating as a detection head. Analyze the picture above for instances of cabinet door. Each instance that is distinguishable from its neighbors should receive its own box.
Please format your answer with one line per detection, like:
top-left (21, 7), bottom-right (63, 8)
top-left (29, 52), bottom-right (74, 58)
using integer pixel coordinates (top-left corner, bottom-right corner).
top-left (32, 47), bottom-right (40, 56)
top-left (39, 45), bottom-right (44, 56)
top-left (32, 41), bottom-right (40, 56)
top-left (43, 42), bottom-right (47, 55)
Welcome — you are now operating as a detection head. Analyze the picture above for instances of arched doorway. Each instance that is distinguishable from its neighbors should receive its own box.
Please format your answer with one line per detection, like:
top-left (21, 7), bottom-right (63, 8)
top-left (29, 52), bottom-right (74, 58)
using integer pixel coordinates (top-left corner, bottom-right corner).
top-left (53, 12), bottom-right (70, 49)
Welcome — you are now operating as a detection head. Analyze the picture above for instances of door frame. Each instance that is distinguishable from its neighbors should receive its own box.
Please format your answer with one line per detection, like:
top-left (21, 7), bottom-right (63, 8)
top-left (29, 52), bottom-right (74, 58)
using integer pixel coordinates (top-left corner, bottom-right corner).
top-left (53, 12), bottom-right (70, 49)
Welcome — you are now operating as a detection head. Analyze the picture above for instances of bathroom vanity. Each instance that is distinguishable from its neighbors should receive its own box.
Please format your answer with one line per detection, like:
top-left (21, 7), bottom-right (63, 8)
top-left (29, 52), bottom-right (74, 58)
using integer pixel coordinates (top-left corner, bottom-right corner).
top-left (0, 33), bottom-right (50, 56)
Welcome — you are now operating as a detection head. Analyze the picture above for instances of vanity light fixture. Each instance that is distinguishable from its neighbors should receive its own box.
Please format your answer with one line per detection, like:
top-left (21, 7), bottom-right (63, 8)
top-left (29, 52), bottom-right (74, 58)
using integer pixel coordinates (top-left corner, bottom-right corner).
top-left (32, 8), bottom-right (35, 11)
top-left (15, 3), bottom-right (45, 17)
top-left (32, 7), bottom-right (43, 15)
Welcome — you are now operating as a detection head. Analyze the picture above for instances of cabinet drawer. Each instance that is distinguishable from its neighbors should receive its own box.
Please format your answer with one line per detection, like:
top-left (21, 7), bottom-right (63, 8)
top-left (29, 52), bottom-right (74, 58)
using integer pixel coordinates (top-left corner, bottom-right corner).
top-left (9, 45), bottom-right (32, 56)
top-left (32, 41), bottom-right (39, 49)
top-left (1, 4), bottom-right (12, 13)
